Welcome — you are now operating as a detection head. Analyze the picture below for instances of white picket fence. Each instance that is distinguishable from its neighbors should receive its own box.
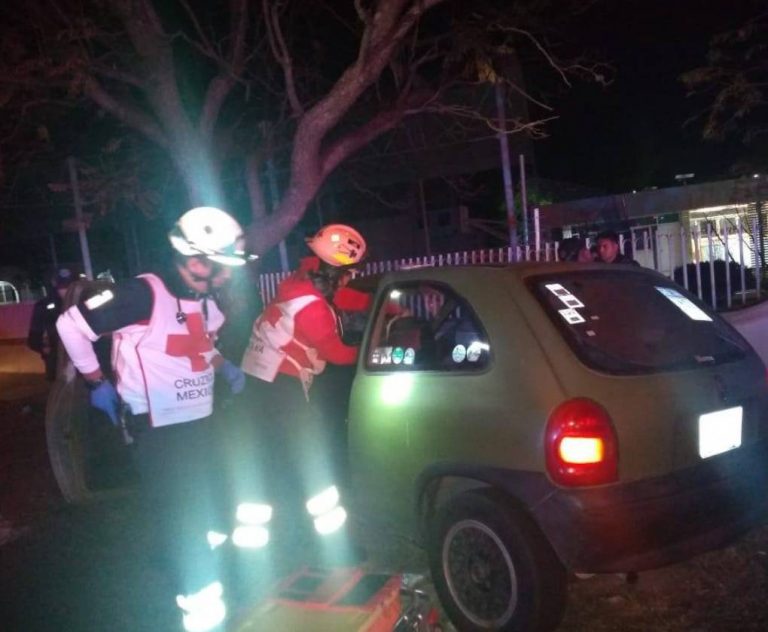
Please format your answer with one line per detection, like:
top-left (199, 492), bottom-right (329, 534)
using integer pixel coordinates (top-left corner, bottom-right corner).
top-left (258, 246), bottom-right (554, 307)
top-left (258, 224), bottom-right (765, 312)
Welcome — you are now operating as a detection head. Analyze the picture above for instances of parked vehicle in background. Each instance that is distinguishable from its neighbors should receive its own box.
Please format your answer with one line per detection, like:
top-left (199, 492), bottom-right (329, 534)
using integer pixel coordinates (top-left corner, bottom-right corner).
top-left (0, 280), bottom-right (20, 304)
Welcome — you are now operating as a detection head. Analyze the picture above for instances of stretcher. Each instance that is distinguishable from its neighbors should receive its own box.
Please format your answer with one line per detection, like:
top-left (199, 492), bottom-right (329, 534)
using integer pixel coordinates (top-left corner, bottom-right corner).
top-left (229, 566), bottom-right (443, 631)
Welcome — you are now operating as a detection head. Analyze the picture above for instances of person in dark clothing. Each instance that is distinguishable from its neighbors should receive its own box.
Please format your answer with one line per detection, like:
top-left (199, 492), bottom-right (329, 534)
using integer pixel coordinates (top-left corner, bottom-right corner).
top-left (27, 268), bottom-right (75, 380)
top-left (596, 230), bottom-right (640, 266)
top-left (558, 237), bottom-right (595, 263)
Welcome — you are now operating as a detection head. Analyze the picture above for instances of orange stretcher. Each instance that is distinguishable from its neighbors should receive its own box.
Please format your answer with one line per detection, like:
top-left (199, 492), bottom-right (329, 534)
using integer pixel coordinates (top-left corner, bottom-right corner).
top-left (229, 566), bottom-right (441, 632)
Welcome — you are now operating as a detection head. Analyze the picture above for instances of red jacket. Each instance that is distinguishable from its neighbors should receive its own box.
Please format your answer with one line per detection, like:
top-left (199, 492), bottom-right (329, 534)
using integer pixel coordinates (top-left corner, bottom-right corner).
top-left (260, 257), bottom-right (369, 380)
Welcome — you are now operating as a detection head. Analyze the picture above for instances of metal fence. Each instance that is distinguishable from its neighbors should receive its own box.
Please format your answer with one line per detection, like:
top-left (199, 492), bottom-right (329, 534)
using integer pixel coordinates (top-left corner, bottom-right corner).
top-left (258, 222), bottom-right (764, 312)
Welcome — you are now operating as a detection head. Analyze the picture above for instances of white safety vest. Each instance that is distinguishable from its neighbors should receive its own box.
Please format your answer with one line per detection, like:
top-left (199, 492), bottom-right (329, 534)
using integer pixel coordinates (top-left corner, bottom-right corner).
top-left (113, 273), bottom-right (225, 426)
top-left (241, 295), bottom-right (327, 391)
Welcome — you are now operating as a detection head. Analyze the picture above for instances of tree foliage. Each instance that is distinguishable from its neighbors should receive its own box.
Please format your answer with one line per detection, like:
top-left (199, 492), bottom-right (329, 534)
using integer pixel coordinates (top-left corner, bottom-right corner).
top-left (0, 0), bottom-right (604, 256)
top-left (682, 10), bottom-right (768, 144)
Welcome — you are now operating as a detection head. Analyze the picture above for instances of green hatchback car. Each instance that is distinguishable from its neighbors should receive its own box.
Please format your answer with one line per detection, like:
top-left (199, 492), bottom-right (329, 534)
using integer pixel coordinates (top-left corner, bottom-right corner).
top-left (346, 262), bottom-right (768, 632)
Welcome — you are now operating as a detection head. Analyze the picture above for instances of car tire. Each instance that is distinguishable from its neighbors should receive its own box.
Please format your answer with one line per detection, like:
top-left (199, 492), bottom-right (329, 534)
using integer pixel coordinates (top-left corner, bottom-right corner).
top-left (428, 489), bottom-right (566, 632)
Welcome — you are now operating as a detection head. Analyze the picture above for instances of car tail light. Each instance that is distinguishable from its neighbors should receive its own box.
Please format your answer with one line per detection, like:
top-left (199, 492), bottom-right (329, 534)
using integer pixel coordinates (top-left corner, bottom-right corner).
top-left (546, 398), bottom-right (618, 487)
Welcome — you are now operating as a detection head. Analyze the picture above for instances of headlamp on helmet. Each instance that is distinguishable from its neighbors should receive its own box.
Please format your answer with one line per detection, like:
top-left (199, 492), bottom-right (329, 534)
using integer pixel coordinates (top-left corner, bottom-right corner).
top-left (168, 207), bottom-right (257, 266)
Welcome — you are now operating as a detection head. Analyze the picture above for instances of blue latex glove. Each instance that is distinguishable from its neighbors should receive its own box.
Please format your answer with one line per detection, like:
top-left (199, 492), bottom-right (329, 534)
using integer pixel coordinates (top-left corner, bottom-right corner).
top-left (218, 359), bottom-right (245, 395)
top-left (90, 380), bottom-right (120, 426)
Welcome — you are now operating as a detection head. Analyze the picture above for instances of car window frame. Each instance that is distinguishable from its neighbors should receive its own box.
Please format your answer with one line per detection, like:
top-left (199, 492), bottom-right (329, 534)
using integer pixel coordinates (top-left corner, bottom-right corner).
top-left (363, 280), bottom-right (493, 374)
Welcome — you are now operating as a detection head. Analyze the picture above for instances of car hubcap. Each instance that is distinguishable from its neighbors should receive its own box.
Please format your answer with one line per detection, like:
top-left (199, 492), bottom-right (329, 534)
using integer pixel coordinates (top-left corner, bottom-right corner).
top-left (443, 519), bottom-right (517, 628)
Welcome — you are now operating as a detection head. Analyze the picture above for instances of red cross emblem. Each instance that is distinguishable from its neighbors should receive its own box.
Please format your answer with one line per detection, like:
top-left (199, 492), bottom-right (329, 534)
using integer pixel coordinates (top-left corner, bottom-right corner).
top-left (166, 312), bottom-right (213, 372)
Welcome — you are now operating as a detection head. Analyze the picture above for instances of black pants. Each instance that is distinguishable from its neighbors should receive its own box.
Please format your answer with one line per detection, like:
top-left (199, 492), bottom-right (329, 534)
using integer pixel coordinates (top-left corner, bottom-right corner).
top-left (225, 374), bottom-right (343, 517)
top-left (42, 352), bottom-right (57, 381)
top-left (130, 415), bottom-right (226, 596)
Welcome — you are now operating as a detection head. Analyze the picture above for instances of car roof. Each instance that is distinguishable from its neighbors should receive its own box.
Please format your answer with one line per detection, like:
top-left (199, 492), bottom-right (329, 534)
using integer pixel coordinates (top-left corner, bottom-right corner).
top-left (360, 262), bottom-right (660, 287)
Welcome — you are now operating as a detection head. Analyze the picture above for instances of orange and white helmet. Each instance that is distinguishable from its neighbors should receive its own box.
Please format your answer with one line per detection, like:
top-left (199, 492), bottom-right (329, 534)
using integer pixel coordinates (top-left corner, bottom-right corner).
top-left (306, 224), bottom-right (367, 267)
top-left (168, 206), bottom-right (257, 266)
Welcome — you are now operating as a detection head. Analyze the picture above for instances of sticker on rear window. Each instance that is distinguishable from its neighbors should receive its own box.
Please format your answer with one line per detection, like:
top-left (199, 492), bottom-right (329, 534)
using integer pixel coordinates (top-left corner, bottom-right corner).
top-left (404, 348), bottom-right (415, 365)
top-left (655, 287), bottom-right (712, 322)
top-left (545, 283), bottom-right (584, 309)
top-left (452, 344), bottom-right (467, 363)
top-left (558, 308), bottom-right (586, 324)
top-left (392, 347), bottom-right (404, 364)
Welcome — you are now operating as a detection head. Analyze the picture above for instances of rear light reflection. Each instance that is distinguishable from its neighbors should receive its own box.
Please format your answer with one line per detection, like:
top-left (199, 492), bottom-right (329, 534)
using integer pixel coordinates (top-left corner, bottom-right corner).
top-left (546, 398), bottom-right (618, 487)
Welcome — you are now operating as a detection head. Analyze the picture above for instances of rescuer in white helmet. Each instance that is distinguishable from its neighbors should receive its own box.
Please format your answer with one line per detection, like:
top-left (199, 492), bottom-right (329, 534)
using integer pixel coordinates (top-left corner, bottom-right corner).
top-left (57, 206), bottom-right (255, 632)
top-left (239, 223), bottom-right (371, 550)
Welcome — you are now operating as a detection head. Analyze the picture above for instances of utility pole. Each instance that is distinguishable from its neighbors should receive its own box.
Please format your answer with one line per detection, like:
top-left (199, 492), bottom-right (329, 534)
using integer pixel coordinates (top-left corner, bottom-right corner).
top-left (418, 179), bottom-right (432, 256)
top-left (495, 82), bottom-right (518, 255)
top-left (67, 157), bottom-right (94, 279)
top-left (519, 154), bottom-right (529, 246)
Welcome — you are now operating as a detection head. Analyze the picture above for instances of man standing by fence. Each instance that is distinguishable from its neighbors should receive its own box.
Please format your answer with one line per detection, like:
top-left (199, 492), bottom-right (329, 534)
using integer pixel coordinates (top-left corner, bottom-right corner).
top-left (597, 230), bottom-right (640, 266)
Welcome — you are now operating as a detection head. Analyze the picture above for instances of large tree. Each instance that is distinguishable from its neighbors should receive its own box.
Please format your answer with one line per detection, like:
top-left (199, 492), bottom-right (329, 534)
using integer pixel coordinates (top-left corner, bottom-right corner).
top-left (0, 0), bottom-right (600, 255)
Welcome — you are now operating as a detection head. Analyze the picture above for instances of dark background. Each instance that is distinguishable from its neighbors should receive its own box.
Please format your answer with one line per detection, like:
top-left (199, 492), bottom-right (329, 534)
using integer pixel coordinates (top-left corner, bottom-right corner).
top-left (536, 0), bottom-right (766, 192)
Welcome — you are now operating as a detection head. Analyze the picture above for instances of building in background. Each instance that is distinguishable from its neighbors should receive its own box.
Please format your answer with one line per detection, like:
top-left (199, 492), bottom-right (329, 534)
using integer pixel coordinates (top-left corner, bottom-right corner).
top-left (539, 177), bottom-right (768, 277)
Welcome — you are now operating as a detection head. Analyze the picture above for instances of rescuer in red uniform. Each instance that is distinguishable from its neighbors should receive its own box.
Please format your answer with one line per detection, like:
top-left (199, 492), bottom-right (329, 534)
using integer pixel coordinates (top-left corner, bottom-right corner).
top-left (240, 224), bottom-right (370, 544)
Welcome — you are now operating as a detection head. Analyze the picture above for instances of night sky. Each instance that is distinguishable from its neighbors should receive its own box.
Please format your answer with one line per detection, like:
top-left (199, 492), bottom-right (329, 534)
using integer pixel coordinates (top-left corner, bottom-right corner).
top-left (1, 0), bottom-right (766, 274)
top-left (536, 0), bottom-right (765, 194)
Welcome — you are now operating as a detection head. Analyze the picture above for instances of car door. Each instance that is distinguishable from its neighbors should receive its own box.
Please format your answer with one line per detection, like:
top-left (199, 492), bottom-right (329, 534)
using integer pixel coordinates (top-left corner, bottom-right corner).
top-left (347, 279), bottom-right (493, 535)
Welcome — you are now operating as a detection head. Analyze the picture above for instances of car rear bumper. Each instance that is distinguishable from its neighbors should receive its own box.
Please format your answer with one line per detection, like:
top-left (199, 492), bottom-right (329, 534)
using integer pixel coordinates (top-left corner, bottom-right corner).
top-left (532, 440), bottom-right (768, 573)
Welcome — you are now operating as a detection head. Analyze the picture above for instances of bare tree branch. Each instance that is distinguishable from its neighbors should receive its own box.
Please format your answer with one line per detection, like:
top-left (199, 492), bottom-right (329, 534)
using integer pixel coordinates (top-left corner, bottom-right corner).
top-left (200, 0), bottom-right (249, 139)
top-left (425, 102), bottom-right (558, 137)
top-left (92, 64), bottom-right (146, 89)
top-left (177, 0), bottom-right (218, 59)
top-left (112, 0), bottom-right (195, 141)
top-left (298, 0), bottom-right (448, 155)
top-left (354, 0), bottom-right (371, 25)
top-left (263, 0), bottom-right (303, 116)
top-left (503, 78), bottom-right (554, 112)
top-left (495, 25), bottom-right (571, 87)
top-left (243, 0), bottom-right (450, 251)
top-left (321, 108), bottom-right (409, 178)
top-left (83, 76), bottom-right (168, 146)
top-left (349, 178), bottom-right (410, 210)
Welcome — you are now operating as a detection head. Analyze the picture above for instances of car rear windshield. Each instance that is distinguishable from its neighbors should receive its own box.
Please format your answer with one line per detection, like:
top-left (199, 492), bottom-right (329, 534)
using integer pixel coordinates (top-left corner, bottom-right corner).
top-left (528, 270), bottom-right (750, 375)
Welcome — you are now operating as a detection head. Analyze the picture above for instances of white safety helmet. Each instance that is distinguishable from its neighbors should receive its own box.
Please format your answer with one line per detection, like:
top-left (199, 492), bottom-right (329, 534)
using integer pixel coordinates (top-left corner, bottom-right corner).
top-left (168, 206), bottom-right (256, 266)
top-left (306, 224), bottom-right (367, 267)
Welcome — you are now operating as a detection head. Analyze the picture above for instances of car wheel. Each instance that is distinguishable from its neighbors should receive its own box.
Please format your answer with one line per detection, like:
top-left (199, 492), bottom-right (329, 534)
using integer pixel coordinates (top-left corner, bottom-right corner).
top-left (428, 489), bottom-right (566, 632)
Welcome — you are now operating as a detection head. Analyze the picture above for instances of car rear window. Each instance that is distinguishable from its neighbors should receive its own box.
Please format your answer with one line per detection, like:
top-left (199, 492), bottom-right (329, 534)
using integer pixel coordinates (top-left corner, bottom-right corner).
top-left (528, 270), bottom-right (750, 375)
